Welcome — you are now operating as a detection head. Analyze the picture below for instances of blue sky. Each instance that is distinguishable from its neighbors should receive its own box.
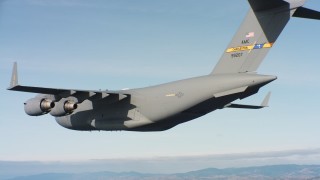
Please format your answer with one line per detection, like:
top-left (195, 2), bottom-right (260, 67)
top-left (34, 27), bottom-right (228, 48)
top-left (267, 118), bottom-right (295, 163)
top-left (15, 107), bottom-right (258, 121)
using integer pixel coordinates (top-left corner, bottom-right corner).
top-left (1, 0), bottom-right (320, 167)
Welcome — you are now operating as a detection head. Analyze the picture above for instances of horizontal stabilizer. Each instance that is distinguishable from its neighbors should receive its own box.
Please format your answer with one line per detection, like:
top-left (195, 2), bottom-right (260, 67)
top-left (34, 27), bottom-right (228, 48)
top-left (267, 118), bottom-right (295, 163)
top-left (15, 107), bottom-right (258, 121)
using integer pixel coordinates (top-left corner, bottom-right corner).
top-left (225, 104), bottom-right (264, 109)
top-left (293, 7), bottom-right (320, 20)
top-left (226, 92), bottom-right (271, 109)
top-left (248, 0), bottom-right (288, 12)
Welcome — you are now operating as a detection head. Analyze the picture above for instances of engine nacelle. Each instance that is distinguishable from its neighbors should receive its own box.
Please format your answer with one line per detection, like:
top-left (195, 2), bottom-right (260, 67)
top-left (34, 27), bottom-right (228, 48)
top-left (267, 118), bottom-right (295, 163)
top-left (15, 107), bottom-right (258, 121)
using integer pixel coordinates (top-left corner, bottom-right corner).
top-left (50, 100), bottom-right (78, 117)
top-left (24, 98), bottom-right (55, 116)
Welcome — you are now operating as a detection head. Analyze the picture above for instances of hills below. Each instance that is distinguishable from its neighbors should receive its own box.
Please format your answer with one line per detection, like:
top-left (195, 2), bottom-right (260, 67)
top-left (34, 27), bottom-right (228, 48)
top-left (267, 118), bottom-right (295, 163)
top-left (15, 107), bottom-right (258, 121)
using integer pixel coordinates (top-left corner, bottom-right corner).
top-left (6, 164), bottom-right (320, 180)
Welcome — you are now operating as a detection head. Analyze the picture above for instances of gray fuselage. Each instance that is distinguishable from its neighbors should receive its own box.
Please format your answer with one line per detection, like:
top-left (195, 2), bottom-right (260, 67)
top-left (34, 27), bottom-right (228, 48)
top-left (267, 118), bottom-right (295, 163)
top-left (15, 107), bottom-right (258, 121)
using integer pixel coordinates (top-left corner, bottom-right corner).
top-left (56, 73), bottom-right (276, 131)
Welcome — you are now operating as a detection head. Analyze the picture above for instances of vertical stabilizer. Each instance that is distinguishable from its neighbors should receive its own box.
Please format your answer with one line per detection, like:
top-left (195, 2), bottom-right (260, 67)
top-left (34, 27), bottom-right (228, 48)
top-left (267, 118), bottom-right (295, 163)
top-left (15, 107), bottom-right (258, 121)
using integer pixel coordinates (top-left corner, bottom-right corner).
top-left (211, 0), bottom-right (308, 74)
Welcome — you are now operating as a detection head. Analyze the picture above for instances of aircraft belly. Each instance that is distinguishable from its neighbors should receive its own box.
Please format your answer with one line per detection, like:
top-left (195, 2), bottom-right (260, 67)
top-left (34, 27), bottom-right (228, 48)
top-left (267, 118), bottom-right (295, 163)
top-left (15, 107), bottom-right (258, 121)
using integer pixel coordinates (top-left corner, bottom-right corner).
top-left (54, 74), bottom-right (276, 131)
top-left (130, 74), bottom-right (275, 131)
top-left (90, 108), bottom-right (154, 130)
top-left (134, 75), bottom-right (247, 122)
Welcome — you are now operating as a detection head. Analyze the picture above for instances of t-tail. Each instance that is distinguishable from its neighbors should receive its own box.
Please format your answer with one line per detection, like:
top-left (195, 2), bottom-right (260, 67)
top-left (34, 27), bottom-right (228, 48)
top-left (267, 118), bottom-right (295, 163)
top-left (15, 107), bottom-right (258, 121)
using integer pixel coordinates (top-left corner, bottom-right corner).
top-left (211, 0), bottom-right (320, 74)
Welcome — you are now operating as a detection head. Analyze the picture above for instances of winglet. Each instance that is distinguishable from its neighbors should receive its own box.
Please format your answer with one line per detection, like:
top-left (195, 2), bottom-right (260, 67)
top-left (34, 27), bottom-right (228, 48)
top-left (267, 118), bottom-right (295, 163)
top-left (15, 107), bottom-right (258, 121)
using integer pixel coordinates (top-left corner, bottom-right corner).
top-left (225, 92), bottom-right (272, 109)
top-left (261, 92), bottom-right (271, 107)
top-left (9, 62), bottom-right (18, 88)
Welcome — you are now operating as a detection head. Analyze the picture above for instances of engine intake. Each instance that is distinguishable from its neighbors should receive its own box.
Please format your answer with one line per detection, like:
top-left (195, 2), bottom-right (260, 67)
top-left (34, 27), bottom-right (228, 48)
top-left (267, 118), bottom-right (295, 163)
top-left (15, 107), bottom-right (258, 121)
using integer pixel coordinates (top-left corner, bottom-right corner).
top-left (50, 100), bottom-right (77, 117)
top-left (24, 98), bottom-right (55, 116)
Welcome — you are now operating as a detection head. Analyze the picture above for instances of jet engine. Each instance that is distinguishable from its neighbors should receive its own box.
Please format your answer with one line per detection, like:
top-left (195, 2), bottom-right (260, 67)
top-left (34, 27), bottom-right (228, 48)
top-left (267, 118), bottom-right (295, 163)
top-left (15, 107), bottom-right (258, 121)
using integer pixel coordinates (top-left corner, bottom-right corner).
top-left (24, 98), bottom-right (55, 116)
top-left (50, 99), bottom-right (78, 117)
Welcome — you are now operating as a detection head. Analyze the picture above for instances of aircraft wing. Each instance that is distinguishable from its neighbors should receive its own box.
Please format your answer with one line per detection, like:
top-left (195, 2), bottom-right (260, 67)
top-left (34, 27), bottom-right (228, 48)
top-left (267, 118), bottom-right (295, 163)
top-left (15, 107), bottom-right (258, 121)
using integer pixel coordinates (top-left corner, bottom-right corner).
top-left (7, 62), bottom-right (130, 102)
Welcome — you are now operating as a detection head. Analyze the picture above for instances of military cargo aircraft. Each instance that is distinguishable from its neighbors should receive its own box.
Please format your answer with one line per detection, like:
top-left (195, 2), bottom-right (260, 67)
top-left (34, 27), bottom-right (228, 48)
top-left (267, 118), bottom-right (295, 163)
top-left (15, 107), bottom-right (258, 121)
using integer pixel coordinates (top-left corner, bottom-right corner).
top-left (8, 0), bottom-right (320, 131)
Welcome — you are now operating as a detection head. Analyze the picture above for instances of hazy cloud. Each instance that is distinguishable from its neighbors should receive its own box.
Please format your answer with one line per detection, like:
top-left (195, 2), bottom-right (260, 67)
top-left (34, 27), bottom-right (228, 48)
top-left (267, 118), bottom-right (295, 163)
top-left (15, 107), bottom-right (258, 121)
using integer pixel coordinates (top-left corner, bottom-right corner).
top-left (2, 148), bottom-right (320, 178)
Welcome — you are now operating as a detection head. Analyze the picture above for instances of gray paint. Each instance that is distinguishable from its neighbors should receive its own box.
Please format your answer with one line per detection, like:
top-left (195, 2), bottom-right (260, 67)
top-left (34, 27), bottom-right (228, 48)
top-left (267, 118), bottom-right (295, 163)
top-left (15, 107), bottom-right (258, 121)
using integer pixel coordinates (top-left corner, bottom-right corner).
top-left (7, 0), bottom-right (319, 132)
top-left (211, 0), bottom-right (305, 74)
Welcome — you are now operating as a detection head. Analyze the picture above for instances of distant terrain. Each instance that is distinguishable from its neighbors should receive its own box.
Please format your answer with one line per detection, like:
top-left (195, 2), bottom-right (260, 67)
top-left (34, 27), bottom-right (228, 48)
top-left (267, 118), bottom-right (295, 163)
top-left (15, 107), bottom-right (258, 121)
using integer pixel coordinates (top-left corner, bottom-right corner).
top-left (6, 165), bottom-right (320, 180)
